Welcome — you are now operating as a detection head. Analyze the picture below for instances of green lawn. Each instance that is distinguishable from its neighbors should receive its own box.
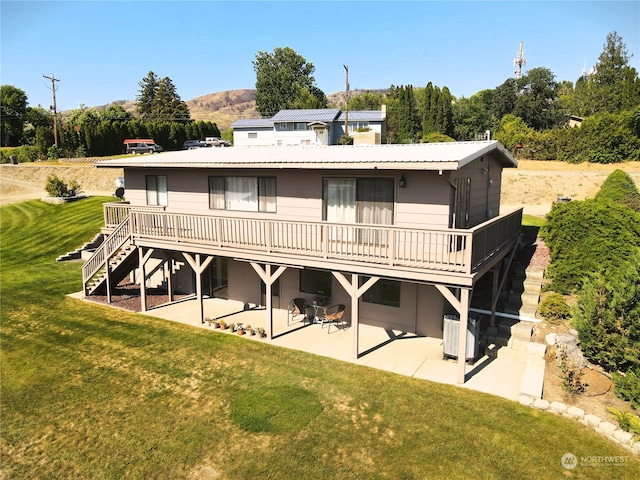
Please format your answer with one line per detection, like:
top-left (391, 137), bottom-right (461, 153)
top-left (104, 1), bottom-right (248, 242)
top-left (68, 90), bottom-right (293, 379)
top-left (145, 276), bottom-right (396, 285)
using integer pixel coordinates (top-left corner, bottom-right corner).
top-left (1, 198), bottom-right (638, 479)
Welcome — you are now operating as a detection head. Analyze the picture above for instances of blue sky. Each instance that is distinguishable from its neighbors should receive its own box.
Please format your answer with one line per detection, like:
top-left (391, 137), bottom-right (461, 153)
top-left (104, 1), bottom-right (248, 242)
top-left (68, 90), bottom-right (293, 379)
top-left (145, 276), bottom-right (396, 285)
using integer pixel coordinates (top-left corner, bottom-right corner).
top-left (2, 1), bottom-right (638, 112)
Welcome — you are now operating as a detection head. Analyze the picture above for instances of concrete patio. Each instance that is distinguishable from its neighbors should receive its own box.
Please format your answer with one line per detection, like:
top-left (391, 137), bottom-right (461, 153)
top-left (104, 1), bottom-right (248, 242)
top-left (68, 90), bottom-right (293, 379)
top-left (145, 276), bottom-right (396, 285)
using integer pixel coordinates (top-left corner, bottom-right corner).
top-left (127, 295), bottom-right (533, 402)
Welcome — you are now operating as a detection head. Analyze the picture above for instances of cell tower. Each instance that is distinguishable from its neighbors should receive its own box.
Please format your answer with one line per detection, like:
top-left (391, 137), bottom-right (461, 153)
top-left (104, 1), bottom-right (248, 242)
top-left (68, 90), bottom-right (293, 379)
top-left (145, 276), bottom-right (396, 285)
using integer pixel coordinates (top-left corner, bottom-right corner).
top-left (514, 41), bottom-right (526, 79)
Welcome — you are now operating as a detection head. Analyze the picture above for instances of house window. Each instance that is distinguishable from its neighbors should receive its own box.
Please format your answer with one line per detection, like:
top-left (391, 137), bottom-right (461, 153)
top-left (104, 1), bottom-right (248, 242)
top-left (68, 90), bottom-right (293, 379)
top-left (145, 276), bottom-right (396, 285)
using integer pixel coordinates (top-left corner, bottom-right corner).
top-left (323, 178), bottom-right (394, 225)
top-left (293, 122), bottom-right (308, 131)
top-left (209, 176), bottom-right (276, 212)
top-left (360, 277), bottom-right (401, 307)
top-left (146, 175), bottom-right (168, 206)
top-left (248, 132), bottom-right (257, 139)
top-left (348, 121), bottom-right (370, 132)
top-left (300, 269), bottom-right (332, 298)
top-left (453, 177), bottom-right (471, 228)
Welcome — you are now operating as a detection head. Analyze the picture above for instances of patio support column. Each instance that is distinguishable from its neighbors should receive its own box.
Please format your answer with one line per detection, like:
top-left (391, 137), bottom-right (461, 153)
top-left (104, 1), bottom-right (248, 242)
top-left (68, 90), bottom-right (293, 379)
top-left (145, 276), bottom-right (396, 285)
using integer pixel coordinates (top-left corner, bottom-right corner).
top-left (166, 257), bottom-right (174, 303)
top-left (457, 288), bottom-right (471, 385)
top-left (250, 263), bottom-right (287, 340)
top-left (490, 240), bottom-right (519, 328)
top-left (105, 259), bottom-right (112, 304)
top-left (332, 272), bottom-right (379, 359)
top-left (183, 253), bottom-right (214, 324)
top-left (138, 247), bottom-right (155, 312)
top-left (435, 285), bottom-right (472, 384)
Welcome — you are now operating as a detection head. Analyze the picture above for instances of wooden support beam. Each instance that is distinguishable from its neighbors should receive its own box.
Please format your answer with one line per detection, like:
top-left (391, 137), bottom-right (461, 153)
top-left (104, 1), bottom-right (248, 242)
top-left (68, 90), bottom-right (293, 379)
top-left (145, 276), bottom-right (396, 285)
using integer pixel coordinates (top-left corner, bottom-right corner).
top-left (331, 272), bottom-right (380, 359)
top-left (457, 288), bottom-right (471, 384)
top-left (250, 263), bottom-right (287, 339)
top-left (183, 252), bottom-right (214, 323)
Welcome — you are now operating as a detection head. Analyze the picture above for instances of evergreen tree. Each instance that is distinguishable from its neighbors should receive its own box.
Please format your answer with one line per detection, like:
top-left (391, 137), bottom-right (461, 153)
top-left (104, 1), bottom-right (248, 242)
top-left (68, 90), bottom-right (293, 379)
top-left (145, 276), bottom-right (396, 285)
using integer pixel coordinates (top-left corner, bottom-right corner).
top-left (137, 71), bottom-right (159, 118)
top-left (591, 31), bottom-right (640, 113)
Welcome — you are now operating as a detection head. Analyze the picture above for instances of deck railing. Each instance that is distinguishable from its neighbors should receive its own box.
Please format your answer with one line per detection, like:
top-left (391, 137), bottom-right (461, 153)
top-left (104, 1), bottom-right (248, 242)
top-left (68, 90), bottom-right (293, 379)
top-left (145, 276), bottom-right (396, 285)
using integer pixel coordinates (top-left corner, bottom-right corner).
top-left (112, 207), bottom-right (522, 275)
top-left (82, 216), bottom-right (132, 288)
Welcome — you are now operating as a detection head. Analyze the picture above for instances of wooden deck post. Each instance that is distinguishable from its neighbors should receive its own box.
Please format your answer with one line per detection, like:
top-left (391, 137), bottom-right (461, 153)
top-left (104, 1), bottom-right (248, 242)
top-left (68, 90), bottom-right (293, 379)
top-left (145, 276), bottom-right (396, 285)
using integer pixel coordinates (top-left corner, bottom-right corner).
top-left (183, 253), bottom-right (214, 324)
top-left (249, 263), bottom-right (287, 340)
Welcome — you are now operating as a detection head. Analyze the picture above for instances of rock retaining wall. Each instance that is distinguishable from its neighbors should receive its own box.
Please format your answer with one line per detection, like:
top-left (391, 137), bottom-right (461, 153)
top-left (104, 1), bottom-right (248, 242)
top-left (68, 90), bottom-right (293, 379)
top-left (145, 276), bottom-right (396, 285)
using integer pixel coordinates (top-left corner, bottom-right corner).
top-left (519, 395), bottom-right (640, 455)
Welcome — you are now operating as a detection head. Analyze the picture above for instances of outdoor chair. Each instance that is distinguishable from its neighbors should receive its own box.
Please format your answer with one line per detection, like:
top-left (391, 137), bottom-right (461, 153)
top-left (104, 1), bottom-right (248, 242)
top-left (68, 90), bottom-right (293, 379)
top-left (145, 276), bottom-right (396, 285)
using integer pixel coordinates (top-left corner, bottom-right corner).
top-left (287, 297), bottom-right (308, 325)
top-left (319, 304), bottom-right (347, 332)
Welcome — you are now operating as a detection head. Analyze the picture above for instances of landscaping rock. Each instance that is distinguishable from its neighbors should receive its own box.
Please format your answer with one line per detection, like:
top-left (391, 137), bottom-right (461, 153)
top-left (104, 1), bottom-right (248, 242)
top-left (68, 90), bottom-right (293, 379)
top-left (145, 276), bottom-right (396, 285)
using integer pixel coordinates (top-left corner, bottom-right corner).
top-left (545, 333), bottom-right (556, 346)
top-left (533, 399), bottom-right (549, 410)
top-left (585, 413), bottom-right (602, 427)
top-left (550, 401), bottom-right (567, 414)
top-left (613, 429), bottom-right (634, 445)
top-left (597, 421), bottom-right (617, 435)
top-left (567, 406), bottom-right (584, 419)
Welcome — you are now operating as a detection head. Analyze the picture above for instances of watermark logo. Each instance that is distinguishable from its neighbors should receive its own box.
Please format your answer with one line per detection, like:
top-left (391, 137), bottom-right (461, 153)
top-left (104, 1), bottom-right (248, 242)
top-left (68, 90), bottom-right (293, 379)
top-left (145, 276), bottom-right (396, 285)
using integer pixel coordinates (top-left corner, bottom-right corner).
top-left (561, 453), bottom-right (578, 470)
top-left (562, 452), bottom-right (629, 469)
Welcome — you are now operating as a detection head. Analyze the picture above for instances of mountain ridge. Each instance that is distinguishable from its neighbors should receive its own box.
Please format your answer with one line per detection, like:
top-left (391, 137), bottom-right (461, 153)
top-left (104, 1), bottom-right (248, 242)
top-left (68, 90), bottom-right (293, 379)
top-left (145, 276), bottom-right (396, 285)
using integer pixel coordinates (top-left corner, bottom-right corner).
top-left (98, 89), bottom-right (383, 131)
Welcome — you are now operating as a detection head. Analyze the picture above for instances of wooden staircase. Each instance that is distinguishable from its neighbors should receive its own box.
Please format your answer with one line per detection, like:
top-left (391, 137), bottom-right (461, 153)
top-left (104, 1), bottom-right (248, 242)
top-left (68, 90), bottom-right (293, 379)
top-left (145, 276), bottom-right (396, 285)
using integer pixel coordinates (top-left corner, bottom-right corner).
top-left (84, 241), bottom-right (138, 296)
top-left (82, 216), bottom-right (138, 297)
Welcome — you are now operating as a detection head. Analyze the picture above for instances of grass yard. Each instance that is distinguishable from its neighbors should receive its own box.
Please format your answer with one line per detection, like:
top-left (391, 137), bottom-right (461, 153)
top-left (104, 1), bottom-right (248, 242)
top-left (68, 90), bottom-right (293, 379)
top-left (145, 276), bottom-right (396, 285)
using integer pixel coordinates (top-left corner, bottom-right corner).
top-left (1, 198), bottom-right (639, 479)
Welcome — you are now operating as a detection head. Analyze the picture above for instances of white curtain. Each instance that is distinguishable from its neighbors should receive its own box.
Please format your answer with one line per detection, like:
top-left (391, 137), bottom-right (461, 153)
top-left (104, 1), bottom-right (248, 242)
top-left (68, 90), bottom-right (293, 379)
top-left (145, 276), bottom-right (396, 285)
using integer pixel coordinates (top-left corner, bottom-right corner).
top-left (356, 178), bottom-right (393, 225)
top-left (324, 178), bottom-right (356, 223)
top-left (226, 177), bottom-right (258, 211)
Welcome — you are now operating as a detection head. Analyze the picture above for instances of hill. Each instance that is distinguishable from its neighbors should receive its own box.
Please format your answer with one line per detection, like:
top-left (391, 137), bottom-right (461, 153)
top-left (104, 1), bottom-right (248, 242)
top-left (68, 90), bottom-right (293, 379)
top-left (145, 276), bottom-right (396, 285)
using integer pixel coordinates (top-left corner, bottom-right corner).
top-left (95, 89), bottom-right (384, 131)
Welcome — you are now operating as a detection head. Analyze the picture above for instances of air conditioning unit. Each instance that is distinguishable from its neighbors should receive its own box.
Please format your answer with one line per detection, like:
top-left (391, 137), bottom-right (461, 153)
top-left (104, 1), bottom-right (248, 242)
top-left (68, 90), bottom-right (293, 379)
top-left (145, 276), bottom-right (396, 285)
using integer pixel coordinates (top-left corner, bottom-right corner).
top-left (443, 313), bottom-right (481, 361)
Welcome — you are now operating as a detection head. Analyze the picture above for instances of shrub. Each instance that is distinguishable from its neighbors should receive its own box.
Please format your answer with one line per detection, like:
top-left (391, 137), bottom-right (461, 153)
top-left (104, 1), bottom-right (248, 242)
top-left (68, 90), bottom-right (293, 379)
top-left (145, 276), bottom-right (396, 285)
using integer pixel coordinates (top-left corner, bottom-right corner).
top-left (538, 293), bottom-right (571, 324)
top-left (338, 134), bottom-right (353, 145)
top-left (558, 350), bottom-right (585, 395)
top-left (573, 264), bottom-right (640, 373)
top-left (44, 175), bottom-right (81, 198)
top-left (595, 169), bottom-right (640, 212)
top-left (612, 368), bottom-right (640, 410)
top-left (421, 133), bottom-right (455, 143)
top-left (540, 199), bottom-right (640, 293)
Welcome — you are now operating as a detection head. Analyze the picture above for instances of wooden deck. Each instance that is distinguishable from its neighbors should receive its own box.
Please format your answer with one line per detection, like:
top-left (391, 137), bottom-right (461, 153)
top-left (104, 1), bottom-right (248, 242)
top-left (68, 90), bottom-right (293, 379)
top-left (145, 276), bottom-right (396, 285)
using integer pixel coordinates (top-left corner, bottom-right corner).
top-left (87, 203), bottom-right (522, 289)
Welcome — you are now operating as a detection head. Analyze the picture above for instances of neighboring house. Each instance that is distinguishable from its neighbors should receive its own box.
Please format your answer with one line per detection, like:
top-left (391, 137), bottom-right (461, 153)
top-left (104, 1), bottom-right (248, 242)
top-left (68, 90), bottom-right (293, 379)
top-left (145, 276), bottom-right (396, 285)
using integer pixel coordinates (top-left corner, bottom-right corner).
top-left (231, 108), bottom-right (386, 146)
top-left (85, 141), bottom-right (521, 384)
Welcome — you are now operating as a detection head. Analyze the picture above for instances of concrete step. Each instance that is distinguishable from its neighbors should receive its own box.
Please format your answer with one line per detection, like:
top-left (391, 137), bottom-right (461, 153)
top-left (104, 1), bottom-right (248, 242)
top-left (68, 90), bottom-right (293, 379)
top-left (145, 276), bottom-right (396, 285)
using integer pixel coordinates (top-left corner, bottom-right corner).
top-left (520, 342), bottom-right (547, 399)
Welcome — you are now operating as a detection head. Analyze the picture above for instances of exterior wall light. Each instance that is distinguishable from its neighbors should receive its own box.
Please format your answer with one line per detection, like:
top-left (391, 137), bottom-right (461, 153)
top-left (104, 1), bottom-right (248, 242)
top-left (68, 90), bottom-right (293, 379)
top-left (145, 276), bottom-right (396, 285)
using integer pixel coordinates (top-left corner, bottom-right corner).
top-left (399, 175), bottom-right (407, 188)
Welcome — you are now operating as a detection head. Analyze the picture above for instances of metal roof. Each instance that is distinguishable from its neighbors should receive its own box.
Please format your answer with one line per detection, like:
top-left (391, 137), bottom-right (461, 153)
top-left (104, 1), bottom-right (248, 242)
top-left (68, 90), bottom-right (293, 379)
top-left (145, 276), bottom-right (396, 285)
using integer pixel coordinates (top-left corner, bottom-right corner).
top-left (96, 141), bottom-right (518, 171)
top-left (337, 110), bottom-right (385, 122)
top-left (230, 118), bottom-right (274, 129)
top-left (271, 109), bottom-right (341, 123)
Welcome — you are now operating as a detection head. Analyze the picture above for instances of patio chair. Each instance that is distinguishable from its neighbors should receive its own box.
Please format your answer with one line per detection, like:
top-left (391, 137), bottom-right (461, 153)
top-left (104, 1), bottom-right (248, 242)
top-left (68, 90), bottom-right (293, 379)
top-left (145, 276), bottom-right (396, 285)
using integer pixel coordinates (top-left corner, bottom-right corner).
top-left (319, 304), bottom-right (347, 331)
top-left (287, 297), bottom-right (308, 325)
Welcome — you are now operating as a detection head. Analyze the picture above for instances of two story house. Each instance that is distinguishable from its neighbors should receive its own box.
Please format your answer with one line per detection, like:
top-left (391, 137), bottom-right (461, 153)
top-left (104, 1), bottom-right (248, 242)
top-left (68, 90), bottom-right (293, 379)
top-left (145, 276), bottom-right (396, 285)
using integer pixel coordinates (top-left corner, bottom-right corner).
top-left (231, 108), bottom-right (386, 146)
top-left (85, 141), bottom-right (521, 384)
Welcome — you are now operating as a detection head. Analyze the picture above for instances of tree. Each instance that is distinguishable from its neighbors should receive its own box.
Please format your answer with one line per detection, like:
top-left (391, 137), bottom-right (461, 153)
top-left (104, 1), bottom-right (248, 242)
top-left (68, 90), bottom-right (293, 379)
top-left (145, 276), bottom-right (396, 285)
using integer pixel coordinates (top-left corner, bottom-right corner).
top-left (136, 72), bottom-right (190, 121)
top-left (137, 71), bottom-right (159, 118)
top-left (386, 85), bottom-right (420, 143)
top-left (491, 78), bottom-right (517, 120)
top-left (591, 31), bottom-right (640, 113)
top-left (513, 67), bottom-right (564, 130)
top-left (346, 91), bottom-right (384, 110)
top-left (1, 85), bottom-right (28, 146)
top-left (253, 47), bottom-right (326, 117)
top-left (452, 90), bottom-right (493, 141)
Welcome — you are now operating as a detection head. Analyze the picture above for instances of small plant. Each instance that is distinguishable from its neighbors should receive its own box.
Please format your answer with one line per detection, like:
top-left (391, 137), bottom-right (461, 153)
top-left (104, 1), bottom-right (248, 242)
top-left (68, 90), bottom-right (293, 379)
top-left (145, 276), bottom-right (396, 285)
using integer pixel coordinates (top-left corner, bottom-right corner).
top-left (255, 327), bottom-right (266, 338)
top-left (538, 293), bottom-right (571, 325)
top-left (236, 323), bottom-right (245, 335)
top-left (607, 407), bottom-right (640, 438)
top-left (558, 350), bottom-right (585, 395)
top-left (228, 323), bottom-right (236, 332)
top-left (218, 320), bottom-right (227, 330)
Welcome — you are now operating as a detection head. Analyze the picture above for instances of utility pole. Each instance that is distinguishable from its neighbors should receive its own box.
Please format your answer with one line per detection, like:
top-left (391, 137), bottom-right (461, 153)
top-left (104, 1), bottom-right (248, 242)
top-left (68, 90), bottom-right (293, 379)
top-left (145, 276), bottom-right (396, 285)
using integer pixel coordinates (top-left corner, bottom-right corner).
top-left (43, 73), bottom-right (60, 147)
top-left (343, 64), bottom-right (349, 138)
